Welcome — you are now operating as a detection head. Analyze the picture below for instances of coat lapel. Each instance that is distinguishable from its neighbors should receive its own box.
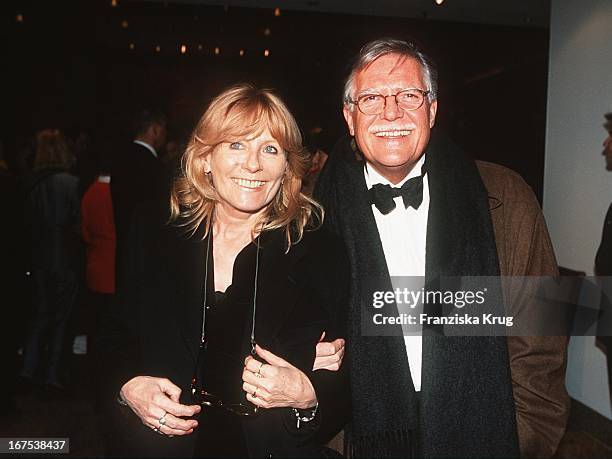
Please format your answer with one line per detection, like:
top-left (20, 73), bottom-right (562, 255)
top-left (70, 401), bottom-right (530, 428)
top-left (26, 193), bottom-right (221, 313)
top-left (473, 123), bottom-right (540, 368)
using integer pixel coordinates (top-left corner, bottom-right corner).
top-left (172, 225), bottom-right (208, 366)
top-left (338, 159), bottom-right (398, 323)
top-left (340, 159), bottom-right (390, 281)
top-left (336, 149), bottom-right (419, 439)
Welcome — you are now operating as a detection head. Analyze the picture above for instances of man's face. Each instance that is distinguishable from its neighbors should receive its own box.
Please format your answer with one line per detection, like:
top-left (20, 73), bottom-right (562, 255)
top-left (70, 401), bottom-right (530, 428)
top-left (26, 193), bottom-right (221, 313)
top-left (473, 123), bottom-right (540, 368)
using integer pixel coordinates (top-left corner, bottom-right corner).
top-left (603, 129), bottom-right (612, 171)
top-left (343, 54), bottom-right (437, 184)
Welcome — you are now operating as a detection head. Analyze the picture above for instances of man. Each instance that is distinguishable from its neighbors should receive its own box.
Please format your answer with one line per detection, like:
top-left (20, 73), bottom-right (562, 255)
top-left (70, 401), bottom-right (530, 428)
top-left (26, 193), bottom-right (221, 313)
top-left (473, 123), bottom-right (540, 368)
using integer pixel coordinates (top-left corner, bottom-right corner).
top-left (596, 113), bottom-right (612, 277)
top-left (111, 109), bottom-right (167, 287)
top-left (599, 113), bottom-right (612, 174)
top-left (315, 38), bottom-right (569, 457)
top-left (595, 112), bottom-right (612, 408)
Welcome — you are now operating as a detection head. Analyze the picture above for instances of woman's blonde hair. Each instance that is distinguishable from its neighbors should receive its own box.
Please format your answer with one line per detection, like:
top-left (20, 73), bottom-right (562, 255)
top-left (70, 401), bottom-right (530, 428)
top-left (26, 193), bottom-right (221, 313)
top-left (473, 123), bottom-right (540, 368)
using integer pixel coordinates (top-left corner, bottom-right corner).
top-left (170, 83), bottom-right (323, 247)
top-left (33, 129), bottom-right (73, 172)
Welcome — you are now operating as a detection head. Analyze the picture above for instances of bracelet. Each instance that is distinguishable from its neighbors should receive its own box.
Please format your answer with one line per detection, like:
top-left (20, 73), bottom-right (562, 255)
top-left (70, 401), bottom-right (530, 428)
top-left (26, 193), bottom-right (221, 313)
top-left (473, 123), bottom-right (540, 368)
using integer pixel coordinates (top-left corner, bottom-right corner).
top-left (292, 403), bottom-right (318, 429)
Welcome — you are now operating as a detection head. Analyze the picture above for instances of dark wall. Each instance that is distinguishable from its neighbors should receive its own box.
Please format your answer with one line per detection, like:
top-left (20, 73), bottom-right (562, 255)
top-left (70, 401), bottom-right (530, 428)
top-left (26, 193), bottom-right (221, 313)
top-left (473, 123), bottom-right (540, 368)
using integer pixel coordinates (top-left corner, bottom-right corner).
top-left (2, 0), bottom-right (549, 199)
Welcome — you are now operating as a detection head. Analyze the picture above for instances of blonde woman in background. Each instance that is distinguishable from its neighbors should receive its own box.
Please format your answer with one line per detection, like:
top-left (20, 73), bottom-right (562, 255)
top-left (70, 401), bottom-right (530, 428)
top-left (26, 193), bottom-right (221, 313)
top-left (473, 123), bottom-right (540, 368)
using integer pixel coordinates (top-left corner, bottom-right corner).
top-left (21, 129), bottom-right (80, 395)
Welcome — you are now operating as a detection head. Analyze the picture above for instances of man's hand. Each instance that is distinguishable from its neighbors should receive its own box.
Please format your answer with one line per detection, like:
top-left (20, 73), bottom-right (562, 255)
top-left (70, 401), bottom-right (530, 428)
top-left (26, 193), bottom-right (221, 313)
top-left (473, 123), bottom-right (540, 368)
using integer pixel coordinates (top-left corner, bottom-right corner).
top-left (242, 345), bottom-right (317, 410)
top-left (313, 331), bottom-right (345, 371)
top-left (120, 376), bottom-right (200, 436)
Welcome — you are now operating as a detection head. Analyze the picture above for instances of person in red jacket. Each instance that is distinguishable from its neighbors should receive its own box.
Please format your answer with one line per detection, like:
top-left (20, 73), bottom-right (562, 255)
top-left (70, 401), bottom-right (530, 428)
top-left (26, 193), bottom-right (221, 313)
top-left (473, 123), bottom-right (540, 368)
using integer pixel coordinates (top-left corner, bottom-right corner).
top-left (81, 159), bottom-right (116, 358)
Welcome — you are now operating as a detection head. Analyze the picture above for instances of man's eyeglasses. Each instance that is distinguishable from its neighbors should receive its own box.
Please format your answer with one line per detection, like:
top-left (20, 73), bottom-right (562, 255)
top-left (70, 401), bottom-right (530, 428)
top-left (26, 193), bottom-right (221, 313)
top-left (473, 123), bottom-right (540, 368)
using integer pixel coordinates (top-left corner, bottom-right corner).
top-left (350, 88), bottom-right (430, 115)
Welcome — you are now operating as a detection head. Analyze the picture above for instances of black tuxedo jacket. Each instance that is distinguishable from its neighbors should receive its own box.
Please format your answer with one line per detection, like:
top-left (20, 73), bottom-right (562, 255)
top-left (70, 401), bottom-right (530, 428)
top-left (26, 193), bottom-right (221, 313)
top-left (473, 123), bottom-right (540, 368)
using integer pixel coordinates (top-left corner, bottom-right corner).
top-left (100, 202), bottom-right (350, 457)
top-left (111, 142), bottom-right (168, 284)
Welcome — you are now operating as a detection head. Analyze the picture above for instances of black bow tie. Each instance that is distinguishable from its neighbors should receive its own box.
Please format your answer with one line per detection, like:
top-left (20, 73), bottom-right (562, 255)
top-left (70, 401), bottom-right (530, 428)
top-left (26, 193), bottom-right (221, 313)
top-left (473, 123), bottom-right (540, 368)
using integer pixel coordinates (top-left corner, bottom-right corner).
top-left (368, 174), bottom-right (425, 215)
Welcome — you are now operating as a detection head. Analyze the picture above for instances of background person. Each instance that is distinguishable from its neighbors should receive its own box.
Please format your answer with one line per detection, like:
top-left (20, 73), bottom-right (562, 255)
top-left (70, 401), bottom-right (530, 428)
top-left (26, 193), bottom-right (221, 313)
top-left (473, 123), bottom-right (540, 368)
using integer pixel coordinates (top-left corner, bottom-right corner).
top-left (110, 108), bottom-right (168, 291)
top-left (595, 112), bottom-right (612, 410)
top-left (81, 149), bottom-right (115, 378)
top-left (20, 129), bottom-right (80, 395)
top-left (301, 128), bottom-right (331, 197)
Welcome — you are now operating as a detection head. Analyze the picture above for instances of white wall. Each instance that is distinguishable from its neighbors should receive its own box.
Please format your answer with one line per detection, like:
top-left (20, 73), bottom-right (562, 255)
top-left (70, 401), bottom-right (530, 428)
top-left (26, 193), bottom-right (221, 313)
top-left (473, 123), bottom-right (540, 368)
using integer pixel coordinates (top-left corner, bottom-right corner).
top-left (544, 0), bottom-right (612, 419)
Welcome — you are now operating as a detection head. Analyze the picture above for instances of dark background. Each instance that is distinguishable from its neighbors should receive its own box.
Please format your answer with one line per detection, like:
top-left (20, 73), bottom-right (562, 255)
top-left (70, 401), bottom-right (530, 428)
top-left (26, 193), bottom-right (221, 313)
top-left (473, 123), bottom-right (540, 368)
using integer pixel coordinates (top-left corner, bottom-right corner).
top-left (1, 0), bottom-right (549, 198)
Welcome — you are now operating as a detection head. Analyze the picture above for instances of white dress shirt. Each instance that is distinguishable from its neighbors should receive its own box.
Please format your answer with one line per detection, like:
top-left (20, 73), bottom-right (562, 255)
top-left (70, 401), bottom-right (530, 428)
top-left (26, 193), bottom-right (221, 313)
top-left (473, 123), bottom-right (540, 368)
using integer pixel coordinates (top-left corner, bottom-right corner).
top-left (133, 140), bottom-right (158, 158)
top-left (364, 155), bottom-right (429, 391)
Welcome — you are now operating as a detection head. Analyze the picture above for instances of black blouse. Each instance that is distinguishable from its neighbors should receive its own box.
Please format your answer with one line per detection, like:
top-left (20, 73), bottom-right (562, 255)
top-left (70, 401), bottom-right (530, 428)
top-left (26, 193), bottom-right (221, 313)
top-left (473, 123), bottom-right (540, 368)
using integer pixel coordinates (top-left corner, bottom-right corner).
top-left (194, 236), bottom-right (259, 457)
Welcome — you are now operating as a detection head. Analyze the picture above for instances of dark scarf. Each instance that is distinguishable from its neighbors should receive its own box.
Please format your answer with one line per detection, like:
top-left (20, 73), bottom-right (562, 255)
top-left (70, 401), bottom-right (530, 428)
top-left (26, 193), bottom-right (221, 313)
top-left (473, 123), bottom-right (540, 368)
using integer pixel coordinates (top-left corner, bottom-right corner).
top-left (315, 134), bottom-right (519, 458)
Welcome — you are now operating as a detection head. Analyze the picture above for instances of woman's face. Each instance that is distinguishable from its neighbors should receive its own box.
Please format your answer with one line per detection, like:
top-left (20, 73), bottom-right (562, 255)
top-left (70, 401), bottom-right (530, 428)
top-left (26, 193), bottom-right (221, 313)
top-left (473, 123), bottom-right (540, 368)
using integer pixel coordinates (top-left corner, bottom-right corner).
top-left (203, 128), bottom-right (288, 218)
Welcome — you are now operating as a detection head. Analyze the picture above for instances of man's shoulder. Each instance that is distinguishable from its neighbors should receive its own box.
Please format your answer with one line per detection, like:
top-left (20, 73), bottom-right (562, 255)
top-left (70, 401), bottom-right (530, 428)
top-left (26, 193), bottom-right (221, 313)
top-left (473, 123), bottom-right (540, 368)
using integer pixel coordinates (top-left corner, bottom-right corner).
top-left (476, 160), bottom-right (539, 209)
top-left (476, 160), bottom-right (526, 187)
top-left (128, 142), bottom-right (157, 161)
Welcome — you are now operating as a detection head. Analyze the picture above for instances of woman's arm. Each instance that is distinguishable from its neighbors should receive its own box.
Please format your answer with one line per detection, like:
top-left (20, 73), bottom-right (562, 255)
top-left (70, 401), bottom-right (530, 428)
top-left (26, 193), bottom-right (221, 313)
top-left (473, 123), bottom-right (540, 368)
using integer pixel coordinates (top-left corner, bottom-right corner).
top-left (97, 204), bottom-right (200, 436)
top-left (241, 234), bottom-right (351, 441)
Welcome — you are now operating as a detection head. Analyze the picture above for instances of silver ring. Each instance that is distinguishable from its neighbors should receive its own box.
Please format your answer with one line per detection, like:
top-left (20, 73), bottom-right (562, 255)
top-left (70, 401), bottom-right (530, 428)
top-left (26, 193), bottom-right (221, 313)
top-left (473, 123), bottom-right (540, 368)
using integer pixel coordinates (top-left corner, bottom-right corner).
top-left (153, 427), bottom-right (159, 433)
top-left (158, 415), bottom-right (167, 426)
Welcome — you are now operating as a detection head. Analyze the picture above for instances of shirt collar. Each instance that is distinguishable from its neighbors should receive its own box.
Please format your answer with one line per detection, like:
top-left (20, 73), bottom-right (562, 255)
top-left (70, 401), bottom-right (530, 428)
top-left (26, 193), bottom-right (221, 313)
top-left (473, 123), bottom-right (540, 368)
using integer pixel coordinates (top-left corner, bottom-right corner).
top-left (133, 140), bottom-right (158, 158)
top-left (364, 154), bottom-right (426, 190)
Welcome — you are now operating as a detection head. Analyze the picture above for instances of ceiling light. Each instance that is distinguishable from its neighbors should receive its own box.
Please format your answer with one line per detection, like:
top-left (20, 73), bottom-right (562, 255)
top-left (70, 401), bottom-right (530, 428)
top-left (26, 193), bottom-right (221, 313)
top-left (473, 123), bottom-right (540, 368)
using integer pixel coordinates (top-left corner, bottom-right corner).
top-left (239, 49), bottom-right (245, 56)
top-left (16, 14), bottom-right (24, 23)
top-left (435, 0), bottom-right (444, 4)
top-left (121, 20), bottom-right (129, 29)
top-left (274, 8), bottom-right (281, 17)
top-left (264, 49), bottom-right (270, 57)
top-left (214, 47), bottom-right (220, 55)
top-left (180, 45), bottom-right (187, 54)
top-left (129, 43), bottom-right (135, 50)
top-left (111, 0), bottom-right (118, 6)
top-left (155, 45), bottom-right (161, 52)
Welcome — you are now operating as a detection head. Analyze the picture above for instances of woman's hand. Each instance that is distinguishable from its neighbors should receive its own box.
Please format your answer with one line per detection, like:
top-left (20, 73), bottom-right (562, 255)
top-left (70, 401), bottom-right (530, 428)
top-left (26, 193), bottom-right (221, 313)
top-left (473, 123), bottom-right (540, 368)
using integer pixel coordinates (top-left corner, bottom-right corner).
top-left (242, 345), bottom-right (317, 410)
top-left (120, 376), bottom-right (201, 436)
top-left (313, 331), bottom-right (345, 371)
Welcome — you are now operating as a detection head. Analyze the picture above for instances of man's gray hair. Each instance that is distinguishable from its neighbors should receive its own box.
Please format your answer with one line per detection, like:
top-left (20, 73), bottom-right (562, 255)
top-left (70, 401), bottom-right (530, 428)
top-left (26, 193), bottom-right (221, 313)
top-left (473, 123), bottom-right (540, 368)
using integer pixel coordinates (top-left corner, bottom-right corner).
top-left (342, 38), bottom-right (438, 108)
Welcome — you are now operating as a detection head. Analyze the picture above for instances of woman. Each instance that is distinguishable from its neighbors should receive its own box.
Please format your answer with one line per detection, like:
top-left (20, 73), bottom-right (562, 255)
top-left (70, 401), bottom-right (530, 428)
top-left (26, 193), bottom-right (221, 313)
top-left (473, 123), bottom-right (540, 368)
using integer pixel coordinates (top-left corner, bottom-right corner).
top-left (21, 129), bottom-right (80, 393)
top-left (102, 84), bottom-right (349, 457)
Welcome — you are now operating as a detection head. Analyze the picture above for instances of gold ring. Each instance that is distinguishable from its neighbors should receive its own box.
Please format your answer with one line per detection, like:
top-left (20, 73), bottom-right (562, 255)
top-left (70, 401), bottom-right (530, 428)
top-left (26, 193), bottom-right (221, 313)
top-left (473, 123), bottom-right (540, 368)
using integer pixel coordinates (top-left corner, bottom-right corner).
top-left (256, 362), bottom-right (264, 377)
top-left (253, 388), bottom-right (258, 398)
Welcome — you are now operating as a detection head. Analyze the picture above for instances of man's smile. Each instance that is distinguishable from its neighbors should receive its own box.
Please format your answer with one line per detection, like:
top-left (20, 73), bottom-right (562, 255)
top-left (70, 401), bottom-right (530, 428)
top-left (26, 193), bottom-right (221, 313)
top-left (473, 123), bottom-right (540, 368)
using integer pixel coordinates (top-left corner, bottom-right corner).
top-left (373, 130), bottom-right (413, 138)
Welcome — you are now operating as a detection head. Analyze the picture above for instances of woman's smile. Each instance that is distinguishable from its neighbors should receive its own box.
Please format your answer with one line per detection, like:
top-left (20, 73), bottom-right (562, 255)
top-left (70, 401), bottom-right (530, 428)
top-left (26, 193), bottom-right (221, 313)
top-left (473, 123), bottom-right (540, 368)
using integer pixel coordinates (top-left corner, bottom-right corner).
top-left (231, 177), bottom-right (267, 190)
